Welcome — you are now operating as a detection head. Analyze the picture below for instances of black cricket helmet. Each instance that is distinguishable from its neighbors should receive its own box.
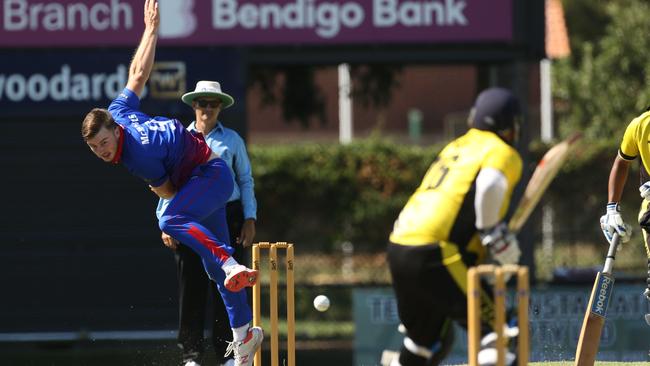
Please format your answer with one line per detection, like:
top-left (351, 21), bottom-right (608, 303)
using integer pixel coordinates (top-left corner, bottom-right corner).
top-left (469, 87), bottom-right (521, 135)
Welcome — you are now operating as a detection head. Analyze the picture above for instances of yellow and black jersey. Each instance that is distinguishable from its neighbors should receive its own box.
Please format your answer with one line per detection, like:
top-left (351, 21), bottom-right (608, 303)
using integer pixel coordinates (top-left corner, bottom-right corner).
top-left (620, 111), bottom-right (650, 257)
top-left (620, 110), bottom-right (650, 184)
top-left (389, 128), bottom-right (522, 256)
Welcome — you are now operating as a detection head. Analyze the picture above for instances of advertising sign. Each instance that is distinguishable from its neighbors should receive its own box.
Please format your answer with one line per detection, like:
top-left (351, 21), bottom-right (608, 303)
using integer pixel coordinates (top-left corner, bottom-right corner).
top-left (0, 0), bottom-right (513, 47)
top-left (354, 285), bottom-right (650, 365)
top-left (0, 48), bottom-right (245, 117)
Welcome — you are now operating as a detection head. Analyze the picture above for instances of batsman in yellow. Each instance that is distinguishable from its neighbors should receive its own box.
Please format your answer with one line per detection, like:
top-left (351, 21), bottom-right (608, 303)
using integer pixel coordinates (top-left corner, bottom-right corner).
top-left (387, 88), bottom-right (524, 366)
top-left (600, 107), bottom-right (650, 319)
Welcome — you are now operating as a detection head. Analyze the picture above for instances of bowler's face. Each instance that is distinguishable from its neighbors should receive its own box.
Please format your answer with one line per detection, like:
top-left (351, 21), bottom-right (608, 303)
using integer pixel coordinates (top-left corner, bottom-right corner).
top-left (86, 126), bottom-right (120, 163)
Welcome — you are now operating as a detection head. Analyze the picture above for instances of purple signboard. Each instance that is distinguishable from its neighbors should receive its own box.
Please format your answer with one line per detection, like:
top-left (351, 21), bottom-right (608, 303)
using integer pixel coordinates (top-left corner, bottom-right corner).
top-left (0, 0), bottom-right (512, 47)
top-left (0, 48), bottom-right (246, 117)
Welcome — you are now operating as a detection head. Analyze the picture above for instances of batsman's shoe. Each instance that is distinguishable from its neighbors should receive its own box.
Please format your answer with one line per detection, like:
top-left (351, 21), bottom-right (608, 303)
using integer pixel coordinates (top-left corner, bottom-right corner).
top-left (224, 326), bottom-right (264, 366)
top-left (477, 348), bottom-right (516, 366)
top-left (224, 265), bottom-right (258, 292)
top-left (379, 349), bottom-right (400, 366)
top-left (183, 361), bottom-right (200, 366)
top-left (477, 330), bottom-right (517, 366)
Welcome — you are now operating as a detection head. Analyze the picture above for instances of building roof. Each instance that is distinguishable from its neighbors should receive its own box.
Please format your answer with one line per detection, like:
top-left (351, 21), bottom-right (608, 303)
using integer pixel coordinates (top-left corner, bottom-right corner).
top-left (546, 0), bottom-right (571, 59)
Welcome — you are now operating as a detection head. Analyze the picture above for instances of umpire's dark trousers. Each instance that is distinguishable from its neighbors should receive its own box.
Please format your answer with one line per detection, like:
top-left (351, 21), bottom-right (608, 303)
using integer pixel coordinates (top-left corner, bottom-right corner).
top-left (176, 200), bottom-right (249, 364)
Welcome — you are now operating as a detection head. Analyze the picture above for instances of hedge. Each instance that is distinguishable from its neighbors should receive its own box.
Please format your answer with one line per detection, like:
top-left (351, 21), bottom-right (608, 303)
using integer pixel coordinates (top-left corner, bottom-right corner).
top-left (250, 139), bottom-right (440, 252)
top-left (249, 137), bottom-right (639, 252)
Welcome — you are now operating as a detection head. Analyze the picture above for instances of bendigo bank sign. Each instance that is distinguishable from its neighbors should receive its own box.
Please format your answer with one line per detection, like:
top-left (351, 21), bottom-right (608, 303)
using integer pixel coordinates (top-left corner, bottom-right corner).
top-left (0, 0), bottom-right (513, 46)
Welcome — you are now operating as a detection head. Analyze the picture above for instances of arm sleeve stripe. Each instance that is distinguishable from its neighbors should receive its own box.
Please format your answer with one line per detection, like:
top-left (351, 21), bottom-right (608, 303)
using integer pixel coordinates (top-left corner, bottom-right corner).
top-left (618, 149), bottom-right (636, 161)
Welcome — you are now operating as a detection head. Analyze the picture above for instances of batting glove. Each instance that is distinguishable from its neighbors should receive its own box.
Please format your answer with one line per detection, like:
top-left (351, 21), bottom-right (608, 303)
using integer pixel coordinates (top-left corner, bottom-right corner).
top-left (479, 222), bottom-right (521, 265)
top-left (600, 203), bottom-right (631, 244)
top-left (641, 181), bottom-right (650, 200)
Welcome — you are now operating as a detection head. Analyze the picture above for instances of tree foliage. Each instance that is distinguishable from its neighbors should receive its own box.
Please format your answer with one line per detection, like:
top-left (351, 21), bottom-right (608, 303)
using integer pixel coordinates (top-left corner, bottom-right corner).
top-left (560, 0), bottom-right (609, 65)
top-left (554, 0), bottom-right (650, 142)
top-left (349, 64), bottom-right (402, 108)
top-left (248, 64), bottom-right (401, 128)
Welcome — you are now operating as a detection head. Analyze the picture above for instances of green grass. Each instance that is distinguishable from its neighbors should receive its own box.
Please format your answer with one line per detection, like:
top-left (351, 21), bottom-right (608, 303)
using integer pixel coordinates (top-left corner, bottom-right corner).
top-left (528, 363), bottom-right (647, 366)
top-left (451, 363), bottom-right (648, 366)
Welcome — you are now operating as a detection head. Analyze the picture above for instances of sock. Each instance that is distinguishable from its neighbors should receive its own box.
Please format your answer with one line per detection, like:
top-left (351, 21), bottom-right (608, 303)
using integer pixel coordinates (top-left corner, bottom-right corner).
top-left (233, 323), bottom-right (249, 342)
top-left (221, 257), bottom-right (239, 274)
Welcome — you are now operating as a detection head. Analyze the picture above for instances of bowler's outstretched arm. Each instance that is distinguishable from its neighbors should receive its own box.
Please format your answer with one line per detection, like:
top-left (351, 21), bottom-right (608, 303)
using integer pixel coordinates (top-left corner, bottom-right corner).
top-left (127, 0), bottom-right (160, 97)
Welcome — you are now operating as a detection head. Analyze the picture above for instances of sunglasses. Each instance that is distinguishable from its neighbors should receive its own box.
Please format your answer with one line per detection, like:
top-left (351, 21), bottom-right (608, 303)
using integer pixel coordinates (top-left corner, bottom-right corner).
top-left (196, 99), bottom-right (220, 108)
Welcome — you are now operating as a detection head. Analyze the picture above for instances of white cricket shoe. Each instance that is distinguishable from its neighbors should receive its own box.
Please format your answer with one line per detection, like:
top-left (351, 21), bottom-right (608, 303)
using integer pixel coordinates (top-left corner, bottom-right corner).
top-left (183, 361), bottom-right (200, 366)
top-left (224, 326), bottom-right (264, 366)
top-left (477, 347), bottom-right (516, 366)
top-left (477, 330), bottom-right (517, 366)
top-left (224, 265), bottom-right (258, 292)
top-left (380, 349), bottom-right (401, 366)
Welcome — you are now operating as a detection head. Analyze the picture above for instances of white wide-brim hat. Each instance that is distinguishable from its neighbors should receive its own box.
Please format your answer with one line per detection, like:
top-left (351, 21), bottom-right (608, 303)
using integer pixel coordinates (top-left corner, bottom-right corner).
top-left (181, 81), bottom-right (234, 109)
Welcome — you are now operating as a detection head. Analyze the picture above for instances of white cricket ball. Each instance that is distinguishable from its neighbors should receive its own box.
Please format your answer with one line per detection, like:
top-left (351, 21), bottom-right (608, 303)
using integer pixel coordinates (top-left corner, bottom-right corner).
top-left (313, 295), bottom-right (330, 312)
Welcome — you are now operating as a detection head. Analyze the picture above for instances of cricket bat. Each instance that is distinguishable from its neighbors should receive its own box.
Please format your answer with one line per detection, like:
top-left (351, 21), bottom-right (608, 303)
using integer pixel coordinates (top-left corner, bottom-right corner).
top-left (574, 234), bottom-right (621, 366)
top-left (508, 133), bottom-right (582, 233)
